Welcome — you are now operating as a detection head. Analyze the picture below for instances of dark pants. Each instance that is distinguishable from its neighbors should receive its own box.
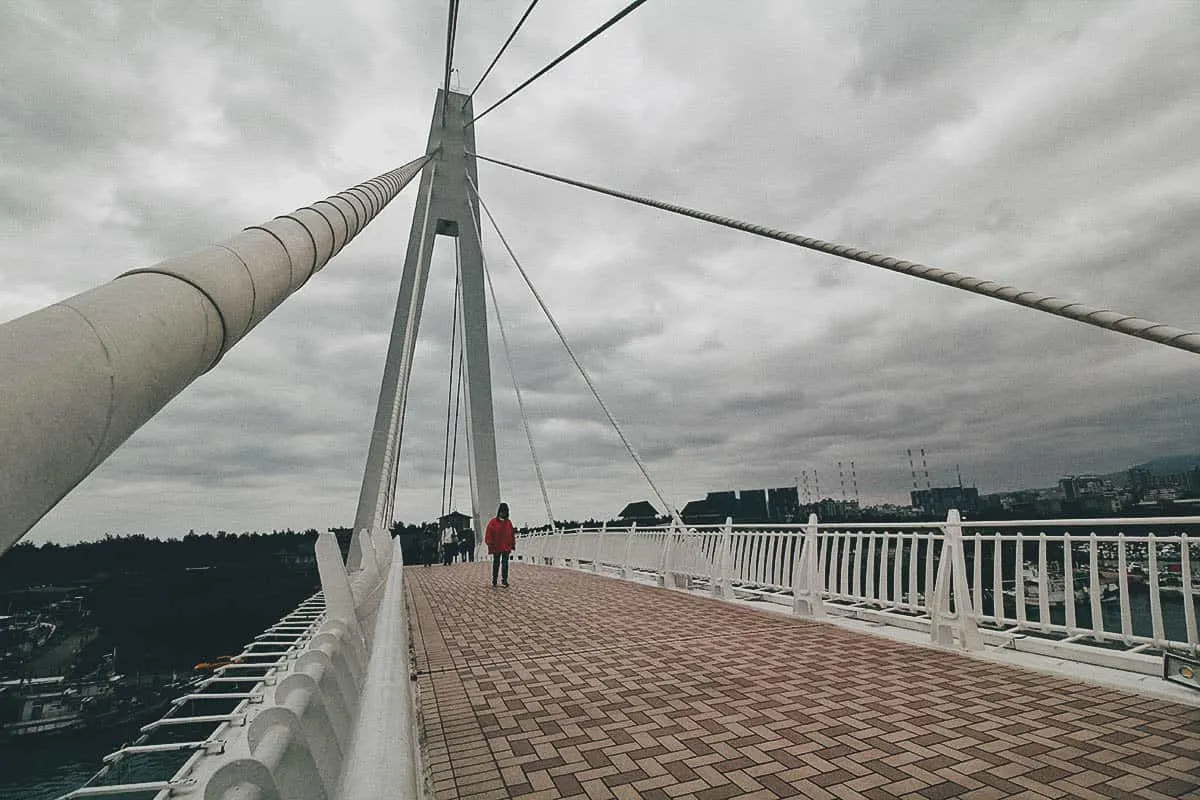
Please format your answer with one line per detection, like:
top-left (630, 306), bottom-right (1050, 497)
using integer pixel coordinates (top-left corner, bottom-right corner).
top-left (492, 552), bottom-right (509, 585)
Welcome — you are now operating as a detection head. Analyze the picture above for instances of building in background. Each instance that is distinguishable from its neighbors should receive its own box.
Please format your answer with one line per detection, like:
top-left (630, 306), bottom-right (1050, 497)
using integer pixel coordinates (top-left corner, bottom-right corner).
top-left (617, 501), bottom-right (659, 524)
top-left (910, 486), bottom-right (980, 517)
top-left (1059, 474), bottom-right (1109, 501)
top-left (737, 489), bottom-right (768, 523)
top-left (767, 486), bottom-right (800, 522)
top-left (705, 491), bottom-right (737, 520)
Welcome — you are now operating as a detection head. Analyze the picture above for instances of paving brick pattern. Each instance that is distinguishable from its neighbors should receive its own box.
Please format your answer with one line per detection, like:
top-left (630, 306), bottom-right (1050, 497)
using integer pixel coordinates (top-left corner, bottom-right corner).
top-left (407, 563), bottom-right (1200, 799)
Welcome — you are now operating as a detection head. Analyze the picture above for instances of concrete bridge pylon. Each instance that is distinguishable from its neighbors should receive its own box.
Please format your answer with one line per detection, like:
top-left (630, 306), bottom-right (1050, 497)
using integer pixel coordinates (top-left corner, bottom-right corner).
top-left (352, 90), bottom-right (499, 565)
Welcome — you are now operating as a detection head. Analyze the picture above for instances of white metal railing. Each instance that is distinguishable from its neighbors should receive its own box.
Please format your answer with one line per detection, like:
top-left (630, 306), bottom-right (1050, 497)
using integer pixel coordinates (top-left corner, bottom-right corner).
top-left (59, 526), bottom-right (423, 800)
top-left (517, 513), bottom-right (1200, 660)
top-left (58, 594), bottom-right (329, 800)
top-left (962, 520), bottom-right (1199, 653)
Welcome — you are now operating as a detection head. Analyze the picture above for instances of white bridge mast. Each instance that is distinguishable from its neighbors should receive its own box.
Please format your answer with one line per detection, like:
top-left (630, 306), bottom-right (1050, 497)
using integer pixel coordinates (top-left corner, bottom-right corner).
top-left (352, 90), bottom-right (499, 564)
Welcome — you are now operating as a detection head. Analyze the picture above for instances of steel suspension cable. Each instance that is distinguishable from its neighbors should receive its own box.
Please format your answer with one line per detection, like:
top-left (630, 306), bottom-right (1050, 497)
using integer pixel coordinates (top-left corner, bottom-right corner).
top-left (469, 0), bottom-right (541, 101)
top-left (441, 0), bottom-right (461, 126)
top-left (466, 175), bottom-right (684, 527)
top-left (459, 351), bottom-right (475, 521)
top-left (465, 197), bottom-right (558, 532)
top-left (472, 153), bottom-right (1200, 357)
top-left (380, 163), bottom-right (441, 532)
top-left (470, 0), bottom-right (652, 126)
top-left (440, 242), bottom-right (464, 517)
top-left (446, 340), bottom-right (463, 513)
top-left (487, 257), bottom-right (558, 533)
top-left (448, 244), bottom-right (470, 513)
top-left (451, 241), bottom-right (468, 513)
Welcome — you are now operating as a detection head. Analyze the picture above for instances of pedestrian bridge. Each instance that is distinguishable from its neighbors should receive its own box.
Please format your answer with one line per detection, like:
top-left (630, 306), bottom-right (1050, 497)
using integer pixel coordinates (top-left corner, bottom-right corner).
top-left (7, 4), bottom-right (1200, 798)
top-left (410, 559), bottom-right (1199, 799)
top-left (62, 522), bottom-right (1200, 800)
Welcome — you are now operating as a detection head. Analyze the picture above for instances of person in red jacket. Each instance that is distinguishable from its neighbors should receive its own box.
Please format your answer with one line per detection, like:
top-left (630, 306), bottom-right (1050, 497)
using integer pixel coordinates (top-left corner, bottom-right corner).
top-left (484, 502), bottom-right (515, 587)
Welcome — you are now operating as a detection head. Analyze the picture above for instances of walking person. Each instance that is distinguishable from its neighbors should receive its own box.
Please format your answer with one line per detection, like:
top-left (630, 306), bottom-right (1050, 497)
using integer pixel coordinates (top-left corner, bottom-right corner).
top-left (440, 525), bottom-right (457, 566)
top-left (458, 528), bottom-right (476, 562)
top-left (485, 503), bottom-right (515, 587)
top-left (423, 528), bottom-right (437, 567)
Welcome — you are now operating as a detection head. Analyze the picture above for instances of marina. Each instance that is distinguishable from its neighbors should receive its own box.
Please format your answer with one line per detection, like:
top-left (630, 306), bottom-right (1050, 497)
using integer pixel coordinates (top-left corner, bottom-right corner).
top-left (0, 673), bottom-right (188, 742)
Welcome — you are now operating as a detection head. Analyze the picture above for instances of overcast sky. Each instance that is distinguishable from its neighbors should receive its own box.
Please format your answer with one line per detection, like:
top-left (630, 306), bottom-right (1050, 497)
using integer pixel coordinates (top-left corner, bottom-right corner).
top-left (2, 0), bottom-right (1198, 543)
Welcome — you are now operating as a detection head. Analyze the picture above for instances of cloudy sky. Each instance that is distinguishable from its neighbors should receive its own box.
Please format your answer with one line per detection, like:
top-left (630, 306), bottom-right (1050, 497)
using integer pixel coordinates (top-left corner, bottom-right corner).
top-left (2, 0), bottom-right (1198, 544)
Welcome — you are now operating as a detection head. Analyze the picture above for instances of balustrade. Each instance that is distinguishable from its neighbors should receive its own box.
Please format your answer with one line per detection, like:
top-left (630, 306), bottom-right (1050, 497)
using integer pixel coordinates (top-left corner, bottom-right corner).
top-left (60, 529), bottom-right (419, 800)
top-left (516, 513), bottom-right (1200, 661)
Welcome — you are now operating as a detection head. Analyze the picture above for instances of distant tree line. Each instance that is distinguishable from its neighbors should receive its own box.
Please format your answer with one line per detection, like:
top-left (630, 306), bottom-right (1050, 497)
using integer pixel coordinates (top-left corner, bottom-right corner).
top-left (0, 530), bottom-right (330, 590)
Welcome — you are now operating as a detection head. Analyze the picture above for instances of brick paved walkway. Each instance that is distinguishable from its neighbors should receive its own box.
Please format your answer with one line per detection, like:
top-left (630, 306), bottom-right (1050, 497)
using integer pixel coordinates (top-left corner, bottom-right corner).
top-left (406, 563), bottom-right (1200, 800)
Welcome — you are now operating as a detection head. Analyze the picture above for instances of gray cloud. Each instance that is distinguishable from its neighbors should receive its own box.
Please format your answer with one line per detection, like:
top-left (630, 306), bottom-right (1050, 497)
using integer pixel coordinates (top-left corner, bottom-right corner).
top-left (2, 1), bottom-right (1198, 543)
top-left (846, 1), bottom-right (1036, 93)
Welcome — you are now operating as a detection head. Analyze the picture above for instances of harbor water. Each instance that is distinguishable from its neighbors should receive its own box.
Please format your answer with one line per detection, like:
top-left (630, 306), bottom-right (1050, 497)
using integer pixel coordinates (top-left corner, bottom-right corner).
top-left (0, 722), bottom-right (139, 800)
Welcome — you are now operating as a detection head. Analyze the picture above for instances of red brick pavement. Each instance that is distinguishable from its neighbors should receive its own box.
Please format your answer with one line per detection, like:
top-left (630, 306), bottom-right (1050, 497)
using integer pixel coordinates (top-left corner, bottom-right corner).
top-left (406, 562), bottom-right (1200, 799)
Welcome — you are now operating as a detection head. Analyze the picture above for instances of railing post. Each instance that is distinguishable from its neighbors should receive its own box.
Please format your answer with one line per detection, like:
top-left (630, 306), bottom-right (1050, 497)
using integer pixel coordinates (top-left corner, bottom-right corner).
top-left (1117, 532), bottom-right (1133, 644)
top-left (712, 517), bottom-right (734, 599)
top-left (929, 510), bottom-right (982, 650)
top-left (1148, 533), bottom-right (1165, 645)
top-left (315, 533), bottom-right (365, 644)
top-left (1037, 531), bottom-right (1051, 632)
top-left (355, 527), bottom-right (381, 587)
top-left (1180, 533), bottom-right (1198, 654)
top-left (564, 527), bottom-right (576, 568)
top-left (1088, 532), bottom-right (1103, 641)
top-left (551, 527), bottom-right (565, 567)
top-left (371, 527), bottom-right (393, 574)
top-left (660, 521), bottom-right (677, 588)
top-left (593, 521), bottom-right (607, 572)
top-left (792, 514), bottom-right (826, 618)
top-left (622, 522), bottom-right (637, 579)
top-left (568, 526), bottom-right (580, 568)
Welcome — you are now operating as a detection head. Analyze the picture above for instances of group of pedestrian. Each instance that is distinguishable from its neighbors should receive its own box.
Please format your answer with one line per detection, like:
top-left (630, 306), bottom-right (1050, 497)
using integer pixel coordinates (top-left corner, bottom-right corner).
top-left (438, 526), bottom-right (476, 565)
top-left (421, 502), bottom-right (516, 588)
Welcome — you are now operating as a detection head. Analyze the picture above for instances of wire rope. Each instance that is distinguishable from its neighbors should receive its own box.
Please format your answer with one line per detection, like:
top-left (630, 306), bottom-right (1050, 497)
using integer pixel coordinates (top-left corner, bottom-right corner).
top-left (470, 0), bottom-right (652, 125)
top-left (380, 163), bottom-right (441, 532)
top-left (469, 0), bottom-right (541, 101)
top-left (465, 197), bottom-right (558, 532)
top-left (488, 260), bottom-right (557, 532)
top-left (440, 242), bottom-right (463, 517)
top-left (472, 153), bottom-right (1200, 357)
top-left (466, 175), bottom-right (684, 527)
top-left (447, 303), bottom-right (466, 515)
top-left (441, 0), bottom-right (461, 126)
top-left (459, 351), bottom-right (476, 524)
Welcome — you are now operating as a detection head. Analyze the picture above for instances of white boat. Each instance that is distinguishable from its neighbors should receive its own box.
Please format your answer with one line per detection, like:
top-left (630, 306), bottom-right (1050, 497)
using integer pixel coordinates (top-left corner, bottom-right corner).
top-left (0, 675), bottom-right (117, 739)
top-left (1161, 575), bottom-right (1190, 594)
top-left (1001, 562), bottom-right (1069, 605)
